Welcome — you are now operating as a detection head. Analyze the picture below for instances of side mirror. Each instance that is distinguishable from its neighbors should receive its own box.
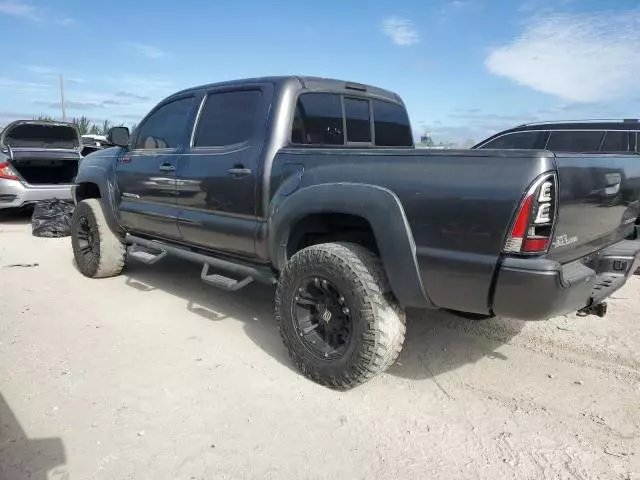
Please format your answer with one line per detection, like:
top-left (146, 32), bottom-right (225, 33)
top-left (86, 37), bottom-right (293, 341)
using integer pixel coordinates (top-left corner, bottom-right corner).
top-left (107, 126), bottom-right (130, 147)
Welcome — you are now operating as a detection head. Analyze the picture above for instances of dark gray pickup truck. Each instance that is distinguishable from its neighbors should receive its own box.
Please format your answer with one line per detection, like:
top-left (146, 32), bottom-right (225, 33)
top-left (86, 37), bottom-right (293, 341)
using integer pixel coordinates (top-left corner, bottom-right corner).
top-left (71, 76), bottom-right (640, 389)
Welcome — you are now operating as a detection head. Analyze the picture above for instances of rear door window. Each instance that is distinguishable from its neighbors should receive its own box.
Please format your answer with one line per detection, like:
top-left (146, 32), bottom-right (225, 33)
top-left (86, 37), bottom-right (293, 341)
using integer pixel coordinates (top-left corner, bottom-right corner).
top-left (372, 100), bottom-right (412, 147)
top-left (600, 131), bottom-right (630, 152)
top-left (344, 97), bottom-right (371, 143)
top-left (194, 90), bottom-right (262, 147)
top-left (291, 93), bottom-right (344, 145)
top-left (479, 131), bottom-right (544, 149)
top-left (546, 130), bottom-right (604, 152)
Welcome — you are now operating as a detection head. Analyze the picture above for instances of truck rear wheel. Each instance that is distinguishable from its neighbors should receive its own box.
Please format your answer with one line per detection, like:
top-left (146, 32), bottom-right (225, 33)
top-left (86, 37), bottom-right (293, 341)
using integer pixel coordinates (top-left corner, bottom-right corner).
top-left (71, 199), bottom-right (126, 278)
top-left (275, 242), bottom-right (406, 389)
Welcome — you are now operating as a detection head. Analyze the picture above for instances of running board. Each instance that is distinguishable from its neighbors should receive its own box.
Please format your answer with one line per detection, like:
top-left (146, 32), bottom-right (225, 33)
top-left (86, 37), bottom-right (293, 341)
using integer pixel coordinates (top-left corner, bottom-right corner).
top-left (125, 234), bottom-right (277, 287)
top-left (200, 264), bottom-right (254, 291)
top-left (128, 244), bottom-right (167, 265)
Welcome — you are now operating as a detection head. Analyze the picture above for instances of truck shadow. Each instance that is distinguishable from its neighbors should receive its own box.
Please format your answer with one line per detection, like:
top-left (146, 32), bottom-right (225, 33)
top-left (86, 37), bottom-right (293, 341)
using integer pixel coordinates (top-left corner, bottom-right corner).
top-left (122, 258), bottom-right (294, 371)
top-left (0, 208), bottom-right (33, 225)
top-left (389, 309), bottom-right (524, 381)
top-left (121, 257), bottom-right (523, 383)
top-left (0, 392), bottom-right (67, 480)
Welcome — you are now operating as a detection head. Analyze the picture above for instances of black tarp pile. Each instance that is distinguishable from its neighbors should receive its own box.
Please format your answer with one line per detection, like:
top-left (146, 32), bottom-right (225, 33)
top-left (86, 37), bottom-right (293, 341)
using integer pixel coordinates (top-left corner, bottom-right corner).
top-left (31, 199), bottom-right (75, 237)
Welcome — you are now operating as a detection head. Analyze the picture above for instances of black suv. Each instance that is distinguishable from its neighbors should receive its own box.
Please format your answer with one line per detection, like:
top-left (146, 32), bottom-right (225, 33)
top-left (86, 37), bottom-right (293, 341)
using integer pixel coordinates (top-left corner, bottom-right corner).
top-left (473, 119), bottom-right (640, 153)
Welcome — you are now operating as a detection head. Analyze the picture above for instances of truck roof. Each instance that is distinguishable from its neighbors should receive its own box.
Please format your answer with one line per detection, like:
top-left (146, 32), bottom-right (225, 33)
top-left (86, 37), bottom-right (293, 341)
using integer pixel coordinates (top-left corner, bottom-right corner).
top-left (170, 75), bottom-right (403, 104)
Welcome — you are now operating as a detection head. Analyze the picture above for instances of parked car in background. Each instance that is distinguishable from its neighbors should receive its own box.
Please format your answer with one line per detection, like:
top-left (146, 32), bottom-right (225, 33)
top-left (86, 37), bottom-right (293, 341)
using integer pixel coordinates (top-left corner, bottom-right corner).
top-left (0, 120), bottom-right (81, 210)
top-left (81, 134), bottom-right (110, 157)
top-left (473, 119), bottom-right (640, 153)
top-left (473, 119), bottom-right (640, 239)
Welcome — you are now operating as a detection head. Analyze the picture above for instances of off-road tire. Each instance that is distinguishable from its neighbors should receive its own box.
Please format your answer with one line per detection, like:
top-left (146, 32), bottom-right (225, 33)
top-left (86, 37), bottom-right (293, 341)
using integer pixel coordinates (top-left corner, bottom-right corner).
top-left (275, 242), bottom-right (406, 390)
top-left (71, 199), bottom-right (126, 278)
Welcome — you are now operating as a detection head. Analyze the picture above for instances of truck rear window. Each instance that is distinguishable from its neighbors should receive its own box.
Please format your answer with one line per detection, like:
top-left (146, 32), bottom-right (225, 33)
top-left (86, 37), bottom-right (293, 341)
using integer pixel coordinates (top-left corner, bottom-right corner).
top-left (371, 100), bottom-right (412, 147)
top-left (291, 93), bottom-right (412, 147)
top-left (344, 97), bottom-right (371, 143)
top-left (291, 93), bottom-right (344, 145)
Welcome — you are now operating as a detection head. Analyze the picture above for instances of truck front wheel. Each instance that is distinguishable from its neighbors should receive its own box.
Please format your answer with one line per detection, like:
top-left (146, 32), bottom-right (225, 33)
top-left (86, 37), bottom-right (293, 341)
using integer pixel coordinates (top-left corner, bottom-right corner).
top-left (71, 199), bottom-right (126, 278)
top-left (275, 242), bottom-right (406, 389)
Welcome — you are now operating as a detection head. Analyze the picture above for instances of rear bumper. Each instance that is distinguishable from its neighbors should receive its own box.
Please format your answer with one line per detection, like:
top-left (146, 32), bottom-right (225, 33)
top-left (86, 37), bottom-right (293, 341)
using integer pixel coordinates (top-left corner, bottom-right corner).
top-left (0, 179), bottom-right (73, 209)
top-left (493, 240), bottom-right (640, 320)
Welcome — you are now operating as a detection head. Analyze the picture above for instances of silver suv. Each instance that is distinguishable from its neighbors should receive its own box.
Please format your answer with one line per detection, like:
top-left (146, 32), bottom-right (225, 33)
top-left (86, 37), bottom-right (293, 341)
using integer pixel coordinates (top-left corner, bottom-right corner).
top-left (0, 120), bottom-right (81, 210)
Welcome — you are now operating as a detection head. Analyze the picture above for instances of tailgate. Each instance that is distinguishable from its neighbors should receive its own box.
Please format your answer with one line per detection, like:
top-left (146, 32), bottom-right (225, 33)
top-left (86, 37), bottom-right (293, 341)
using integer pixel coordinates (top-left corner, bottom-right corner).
top-left (548, 153), bottom-right (640, 263)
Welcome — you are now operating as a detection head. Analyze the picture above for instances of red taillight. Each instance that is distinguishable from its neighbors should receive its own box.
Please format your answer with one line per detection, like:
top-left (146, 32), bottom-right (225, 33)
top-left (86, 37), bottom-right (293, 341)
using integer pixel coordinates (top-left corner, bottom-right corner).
top-left (504, 174), bottom-right (556, 255)
top-left (0, 161), bottom-right (20, 181)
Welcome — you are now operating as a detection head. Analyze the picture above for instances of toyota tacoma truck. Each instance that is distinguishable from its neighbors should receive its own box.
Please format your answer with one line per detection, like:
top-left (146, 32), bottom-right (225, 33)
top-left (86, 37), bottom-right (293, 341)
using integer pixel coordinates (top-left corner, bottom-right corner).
top-left (0, 120), bottom-right (81, 210)
top-left (70, 76), bottom-right (640, 389)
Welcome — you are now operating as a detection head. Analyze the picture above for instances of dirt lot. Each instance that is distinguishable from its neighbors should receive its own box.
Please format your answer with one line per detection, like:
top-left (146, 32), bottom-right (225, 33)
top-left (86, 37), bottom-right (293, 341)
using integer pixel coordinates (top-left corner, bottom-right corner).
top-left (1, 210), bottom-right (639, 480)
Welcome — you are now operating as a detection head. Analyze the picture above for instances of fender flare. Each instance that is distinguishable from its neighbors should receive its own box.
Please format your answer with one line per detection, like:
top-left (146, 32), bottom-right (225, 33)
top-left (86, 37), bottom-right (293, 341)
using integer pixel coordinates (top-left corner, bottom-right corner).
top-left (269, 183), bottom-right (433, 308)
top-left (74, 155), bottom-right (124, 236)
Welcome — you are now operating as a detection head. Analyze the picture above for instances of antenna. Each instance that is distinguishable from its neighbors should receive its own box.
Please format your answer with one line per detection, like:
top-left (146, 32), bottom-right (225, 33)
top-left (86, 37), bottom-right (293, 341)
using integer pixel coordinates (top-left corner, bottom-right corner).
top-left (59, 74), bottom-right (66, 121)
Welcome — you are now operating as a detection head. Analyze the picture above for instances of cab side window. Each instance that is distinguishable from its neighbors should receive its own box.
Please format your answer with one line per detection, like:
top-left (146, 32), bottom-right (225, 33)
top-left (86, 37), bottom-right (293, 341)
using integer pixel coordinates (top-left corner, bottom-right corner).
top-left (134, 97), bottom-right (195, 150)
top-left (600, 131), bottom-right (629, 152)
top-left (546, 130), bottom-right (604, 152)
top-left (480, 131), bottom-right (544, 149)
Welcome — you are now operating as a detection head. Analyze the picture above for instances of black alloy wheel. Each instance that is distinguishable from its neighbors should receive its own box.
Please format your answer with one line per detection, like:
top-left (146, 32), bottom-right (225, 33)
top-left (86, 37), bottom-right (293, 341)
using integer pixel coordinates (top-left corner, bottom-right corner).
top-left (292, 276), bottom-right (353, 360)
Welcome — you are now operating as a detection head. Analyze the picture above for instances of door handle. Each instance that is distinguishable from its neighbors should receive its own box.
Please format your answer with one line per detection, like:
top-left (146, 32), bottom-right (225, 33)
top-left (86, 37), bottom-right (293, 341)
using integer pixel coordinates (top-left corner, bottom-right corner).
top-left (604, 172), bottom-right (621, 195)
top-left (227, 167), bottom-right (252, 177)
top-left (159, 163), bottom-right (175, 173)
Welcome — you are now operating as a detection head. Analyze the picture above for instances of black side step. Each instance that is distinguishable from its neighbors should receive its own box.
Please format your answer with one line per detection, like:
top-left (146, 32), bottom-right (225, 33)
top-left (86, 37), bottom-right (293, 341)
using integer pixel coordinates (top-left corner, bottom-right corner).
top-left (125, 234), bottom-right (277, 287)
top-left (200, 264), bottom-right (254, 291)
top-left (128, 244), bottom-right (167, 265)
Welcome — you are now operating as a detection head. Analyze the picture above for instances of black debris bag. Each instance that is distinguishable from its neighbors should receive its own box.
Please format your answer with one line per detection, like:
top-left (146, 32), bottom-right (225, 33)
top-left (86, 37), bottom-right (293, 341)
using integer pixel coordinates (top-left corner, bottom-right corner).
top-left (31, 199), bottom-right (75, 238)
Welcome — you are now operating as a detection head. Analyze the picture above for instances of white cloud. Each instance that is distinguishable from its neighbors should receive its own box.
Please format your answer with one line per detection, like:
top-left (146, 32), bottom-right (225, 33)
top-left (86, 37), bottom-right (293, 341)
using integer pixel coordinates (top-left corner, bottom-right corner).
top-left (0, 0), bottom-right (36, 19)
top-left (123, 42), bottom-right (169, 59)
top-left (0, 77), bottom-right (51, 93)
top-left (111, 76), bottom-right (173, 96)
top-left (0, 0), bottom-right (74, 24)
top-left (485, 11), bottom-right (640, 103)
top-left (381, 16), bottom-right (419, 46)
top-left (22, 65), bottom-right (53, 75)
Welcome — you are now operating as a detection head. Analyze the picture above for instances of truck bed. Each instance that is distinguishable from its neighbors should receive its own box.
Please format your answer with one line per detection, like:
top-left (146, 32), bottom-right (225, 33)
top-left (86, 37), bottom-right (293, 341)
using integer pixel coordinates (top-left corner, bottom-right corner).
top-left (270, 148), bottom-right (640, 314)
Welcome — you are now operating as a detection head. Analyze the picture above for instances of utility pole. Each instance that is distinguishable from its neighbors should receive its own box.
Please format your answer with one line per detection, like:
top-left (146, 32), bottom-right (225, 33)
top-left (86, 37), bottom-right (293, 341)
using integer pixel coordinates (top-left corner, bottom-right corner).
top-left (59, 74), bottom-right (66, 121)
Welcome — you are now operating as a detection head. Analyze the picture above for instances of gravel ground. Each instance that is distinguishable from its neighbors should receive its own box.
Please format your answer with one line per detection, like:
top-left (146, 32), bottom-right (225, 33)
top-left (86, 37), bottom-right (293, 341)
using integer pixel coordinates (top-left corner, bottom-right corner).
top-left (1, 210), bottom-right (639, 480)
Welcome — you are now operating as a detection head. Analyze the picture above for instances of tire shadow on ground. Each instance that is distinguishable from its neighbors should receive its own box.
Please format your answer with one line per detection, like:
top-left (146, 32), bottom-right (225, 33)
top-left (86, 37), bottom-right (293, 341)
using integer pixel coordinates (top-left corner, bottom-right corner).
top-left (0, 392), bottom-right (66, 480)
top-left (121, 257), bottom-right (524, 384)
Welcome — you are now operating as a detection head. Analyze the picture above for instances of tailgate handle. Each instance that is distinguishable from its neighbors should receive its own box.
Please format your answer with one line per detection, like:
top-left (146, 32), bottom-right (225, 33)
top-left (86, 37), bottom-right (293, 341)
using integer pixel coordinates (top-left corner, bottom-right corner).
top-left (605, 172), bottom-right (621, 195)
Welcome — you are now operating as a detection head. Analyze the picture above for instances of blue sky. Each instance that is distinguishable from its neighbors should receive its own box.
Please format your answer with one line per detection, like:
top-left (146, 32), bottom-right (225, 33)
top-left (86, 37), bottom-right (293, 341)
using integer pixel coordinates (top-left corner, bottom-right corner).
top-left (1, 0), bottom-right (640, 144)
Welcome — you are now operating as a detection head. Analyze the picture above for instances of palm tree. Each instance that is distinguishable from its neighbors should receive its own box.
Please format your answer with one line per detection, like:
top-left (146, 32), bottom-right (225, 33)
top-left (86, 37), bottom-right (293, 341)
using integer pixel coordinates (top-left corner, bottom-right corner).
top-left (100, 119), bottom-right (113, 135)
top-left (72, 116), bottom-right (91, 135)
